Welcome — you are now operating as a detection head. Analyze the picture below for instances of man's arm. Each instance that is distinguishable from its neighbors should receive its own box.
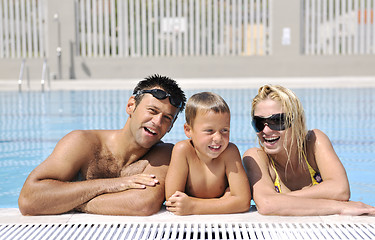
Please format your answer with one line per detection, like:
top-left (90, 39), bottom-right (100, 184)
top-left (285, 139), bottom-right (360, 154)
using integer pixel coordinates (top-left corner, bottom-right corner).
top-left (77, 143), bottom-right (173, 216)
top-left (18, 131), bottom-right (155, 215)
top-left (18, 131), bottom-right (100, 215)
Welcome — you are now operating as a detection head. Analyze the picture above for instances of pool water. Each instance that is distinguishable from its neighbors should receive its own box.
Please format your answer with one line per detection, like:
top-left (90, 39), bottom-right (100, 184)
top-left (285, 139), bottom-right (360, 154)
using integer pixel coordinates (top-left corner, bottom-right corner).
top-left (0, 88), bottom-right (374, 208)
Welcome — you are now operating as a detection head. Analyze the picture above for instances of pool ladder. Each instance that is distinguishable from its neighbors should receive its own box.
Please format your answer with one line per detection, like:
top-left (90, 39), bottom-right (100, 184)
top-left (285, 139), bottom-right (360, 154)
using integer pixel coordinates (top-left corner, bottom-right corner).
top-left (18, 59), bottom-right (50, 92)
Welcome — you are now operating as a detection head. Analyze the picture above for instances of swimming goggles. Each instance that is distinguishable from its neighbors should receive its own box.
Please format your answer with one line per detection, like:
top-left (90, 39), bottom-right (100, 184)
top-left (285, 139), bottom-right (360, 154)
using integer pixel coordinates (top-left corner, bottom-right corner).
top-left (135, 89), bottom-right (183, 109)
top-left (252, 113), bottom-right (287, 132)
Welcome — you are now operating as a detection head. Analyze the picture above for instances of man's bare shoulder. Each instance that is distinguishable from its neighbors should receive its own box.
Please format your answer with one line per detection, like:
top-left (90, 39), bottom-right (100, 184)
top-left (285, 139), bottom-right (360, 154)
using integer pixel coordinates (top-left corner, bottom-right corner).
top-left (143, 141), bottom-right (176, 166)
top-left (54, 129), bottom-right (111, 163)
top-left (63, 129), bottom-right (98, 143)
top-left (63, 129), bottom-right (115, 147)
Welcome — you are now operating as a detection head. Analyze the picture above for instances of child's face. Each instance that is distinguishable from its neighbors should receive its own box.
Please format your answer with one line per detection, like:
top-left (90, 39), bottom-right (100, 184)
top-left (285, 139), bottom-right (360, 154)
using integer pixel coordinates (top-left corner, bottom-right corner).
top-left (185, 110), bottom-right (230, 161)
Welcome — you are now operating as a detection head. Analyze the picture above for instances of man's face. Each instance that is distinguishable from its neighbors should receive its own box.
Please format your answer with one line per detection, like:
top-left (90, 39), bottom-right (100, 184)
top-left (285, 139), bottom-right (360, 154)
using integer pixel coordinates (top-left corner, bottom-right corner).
top-left (128, 93), bottom-right (179, 149)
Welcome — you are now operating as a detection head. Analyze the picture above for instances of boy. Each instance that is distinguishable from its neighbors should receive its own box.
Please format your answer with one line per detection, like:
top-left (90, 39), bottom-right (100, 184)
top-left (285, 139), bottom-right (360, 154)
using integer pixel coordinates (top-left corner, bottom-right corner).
top-left (165, 92), bottom-right (251, 215)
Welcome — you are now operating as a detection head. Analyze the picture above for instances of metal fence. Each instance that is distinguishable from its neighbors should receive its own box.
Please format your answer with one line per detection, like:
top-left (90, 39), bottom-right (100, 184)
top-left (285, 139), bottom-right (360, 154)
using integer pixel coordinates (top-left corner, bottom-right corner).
top-left (2, 0), bottom-right (375, 59)
top-left (76, 0), bottom-right (272, 57)
top-left (0, 0), bottom-right (46, 59)
top-left (303, 0), bottom-right (375, 55)
top-left (1, 0), bottom-right (375, 79)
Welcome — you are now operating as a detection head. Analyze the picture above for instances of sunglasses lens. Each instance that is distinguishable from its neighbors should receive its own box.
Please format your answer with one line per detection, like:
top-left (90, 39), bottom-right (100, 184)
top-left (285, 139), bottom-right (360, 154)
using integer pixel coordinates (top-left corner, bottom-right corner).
top-left (151, 89), bottom-right (168, 99)
top-left (153, 89), bottom-right (182, 108)
top-left (251, 117), bottom-right (265, 132)
top-left (252, 113), bottom-right (286, 132)
top-left (138, 89), bottom-right (182, 109)
top-left (268, 114), bottom-right (285, 131)
top-left (170, 97), bottom-right (182, 109)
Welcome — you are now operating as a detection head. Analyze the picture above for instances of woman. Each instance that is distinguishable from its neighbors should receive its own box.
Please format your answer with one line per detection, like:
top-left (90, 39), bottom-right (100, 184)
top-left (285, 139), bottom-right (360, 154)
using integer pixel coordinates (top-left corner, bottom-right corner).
top-left (243, 84), bottom-right (375, 216)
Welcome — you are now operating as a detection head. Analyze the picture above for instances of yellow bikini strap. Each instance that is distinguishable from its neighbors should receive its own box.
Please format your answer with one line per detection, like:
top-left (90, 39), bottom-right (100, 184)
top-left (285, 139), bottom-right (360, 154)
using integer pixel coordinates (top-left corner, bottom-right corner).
top-left (270, 157), bottom-right (282, 193)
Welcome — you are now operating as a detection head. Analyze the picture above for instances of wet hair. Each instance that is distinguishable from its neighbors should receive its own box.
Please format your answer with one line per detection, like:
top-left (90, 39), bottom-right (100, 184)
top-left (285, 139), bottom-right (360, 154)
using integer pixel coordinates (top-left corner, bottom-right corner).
top-left (132, 74), bottom-right (186, 113)
top-left (251, 84), bottom-right (307, 168)
top-left (185, 92), bottom-right (230, 127)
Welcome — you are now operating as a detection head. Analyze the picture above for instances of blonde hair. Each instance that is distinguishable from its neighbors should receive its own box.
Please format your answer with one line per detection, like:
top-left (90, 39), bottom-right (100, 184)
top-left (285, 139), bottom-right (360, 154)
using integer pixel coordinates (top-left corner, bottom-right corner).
top-left (251, 84), bottom-right (307, 168)
top-left (185, 92), bottom-right (230, 127)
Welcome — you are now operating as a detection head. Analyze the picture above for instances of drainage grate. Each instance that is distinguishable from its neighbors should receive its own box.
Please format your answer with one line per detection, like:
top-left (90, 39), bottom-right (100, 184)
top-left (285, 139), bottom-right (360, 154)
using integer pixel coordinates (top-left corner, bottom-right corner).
top-left (0, 222), bottom-right (374, 240)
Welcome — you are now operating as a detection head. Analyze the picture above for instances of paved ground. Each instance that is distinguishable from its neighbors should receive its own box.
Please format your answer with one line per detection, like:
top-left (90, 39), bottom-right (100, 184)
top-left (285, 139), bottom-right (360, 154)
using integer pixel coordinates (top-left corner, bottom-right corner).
top-left (1, 76), bottom-right (375, 91)
top-left (1, 206), bottom-right (374, 224)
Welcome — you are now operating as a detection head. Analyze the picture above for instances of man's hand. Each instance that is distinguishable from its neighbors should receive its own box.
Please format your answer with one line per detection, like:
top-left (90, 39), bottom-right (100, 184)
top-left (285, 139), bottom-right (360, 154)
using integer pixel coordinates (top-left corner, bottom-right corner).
top-left (106, 174), bottom-right (159, 193)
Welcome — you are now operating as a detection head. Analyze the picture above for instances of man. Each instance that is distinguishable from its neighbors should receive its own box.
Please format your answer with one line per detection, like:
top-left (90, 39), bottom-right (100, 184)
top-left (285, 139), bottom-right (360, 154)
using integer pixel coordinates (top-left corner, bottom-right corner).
top-left (18, 74), bottom-right (186, 216)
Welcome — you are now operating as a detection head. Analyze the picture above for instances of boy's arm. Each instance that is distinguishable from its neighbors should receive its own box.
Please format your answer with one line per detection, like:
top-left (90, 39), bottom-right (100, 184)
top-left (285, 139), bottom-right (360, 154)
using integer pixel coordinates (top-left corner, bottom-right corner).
top-left (166, 144), bottom-right (251, 215)
top-left (221, 143), bottom-right (252, 211)
top-left (165, 141), bottom-right (189, 200)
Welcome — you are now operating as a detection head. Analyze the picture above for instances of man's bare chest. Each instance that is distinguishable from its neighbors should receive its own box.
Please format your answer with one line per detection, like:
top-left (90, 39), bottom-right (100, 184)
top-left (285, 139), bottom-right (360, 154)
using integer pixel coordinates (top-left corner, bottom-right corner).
top-left (82, 150), bottom-right (150, 180)
top-left (84, 153), bottom-right (123, 179)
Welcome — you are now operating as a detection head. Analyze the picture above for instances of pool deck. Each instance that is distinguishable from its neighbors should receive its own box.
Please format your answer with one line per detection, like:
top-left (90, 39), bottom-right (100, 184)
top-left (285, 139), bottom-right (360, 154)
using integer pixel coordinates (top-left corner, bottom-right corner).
top-left (1, 206), bottom-right (374, 225)
top-left (1, 76), bottom-right (375, 91)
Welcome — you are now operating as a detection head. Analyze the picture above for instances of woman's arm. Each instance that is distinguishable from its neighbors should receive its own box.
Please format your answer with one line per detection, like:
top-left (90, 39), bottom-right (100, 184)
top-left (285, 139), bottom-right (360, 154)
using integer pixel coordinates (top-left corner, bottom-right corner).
top-left (243, 147), bottom-right (375, 216)
top-left (286, 129), bottom-right (350, 201)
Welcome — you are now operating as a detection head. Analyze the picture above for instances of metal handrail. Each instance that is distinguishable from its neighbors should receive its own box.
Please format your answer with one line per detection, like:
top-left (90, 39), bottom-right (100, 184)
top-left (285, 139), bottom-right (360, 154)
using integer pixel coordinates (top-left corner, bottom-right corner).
top-left (41, 59), bottom-right (50, 92)
top-left (18, 59), bottom-right (26, 92)
top-left (18, 59), bottom-right (30, 92)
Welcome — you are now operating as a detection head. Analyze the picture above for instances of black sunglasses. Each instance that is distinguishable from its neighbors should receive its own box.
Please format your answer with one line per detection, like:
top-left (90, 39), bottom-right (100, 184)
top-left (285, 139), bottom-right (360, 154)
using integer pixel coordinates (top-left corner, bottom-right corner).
top-left (252, 113), bottom-right (288, 132)
top-left (135, 89), bottom-right (182, 109)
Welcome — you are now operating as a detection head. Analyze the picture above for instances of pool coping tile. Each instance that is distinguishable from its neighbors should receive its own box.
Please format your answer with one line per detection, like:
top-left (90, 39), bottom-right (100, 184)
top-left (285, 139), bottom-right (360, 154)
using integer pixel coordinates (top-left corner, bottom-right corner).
top-left (1, 208), bottom-right (374, 225)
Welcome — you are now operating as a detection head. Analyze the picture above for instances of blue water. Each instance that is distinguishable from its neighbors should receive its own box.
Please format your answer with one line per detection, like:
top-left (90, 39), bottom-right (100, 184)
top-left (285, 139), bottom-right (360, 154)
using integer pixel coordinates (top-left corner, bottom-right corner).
top-left (0, 88), bottom-right (375, 208)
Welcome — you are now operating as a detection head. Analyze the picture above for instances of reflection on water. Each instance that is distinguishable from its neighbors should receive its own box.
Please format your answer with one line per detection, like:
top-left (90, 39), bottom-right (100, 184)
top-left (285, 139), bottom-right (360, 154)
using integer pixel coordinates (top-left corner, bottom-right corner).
top-left (0, 88), bottom-right (374, 207)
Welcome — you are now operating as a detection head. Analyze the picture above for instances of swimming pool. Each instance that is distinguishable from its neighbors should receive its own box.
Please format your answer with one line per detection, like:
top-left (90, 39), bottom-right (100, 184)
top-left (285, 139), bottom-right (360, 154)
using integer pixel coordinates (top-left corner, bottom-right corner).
top-left (0, 87), bottom-right (374, 208)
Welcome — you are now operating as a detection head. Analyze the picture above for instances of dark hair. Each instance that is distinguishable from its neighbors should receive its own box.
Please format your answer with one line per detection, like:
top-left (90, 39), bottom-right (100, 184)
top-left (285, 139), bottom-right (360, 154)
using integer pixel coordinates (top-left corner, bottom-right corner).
top-left (133, 74), bottom-right (186, 113)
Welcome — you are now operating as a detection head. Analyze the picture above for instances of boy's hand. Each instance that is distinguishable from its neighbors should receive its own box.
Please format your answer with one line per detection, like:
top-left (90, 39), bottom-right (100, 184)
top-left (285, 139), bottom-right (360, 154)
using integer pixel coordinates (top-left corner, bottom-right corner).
top-left (165, 191), bottom-right (194, 215)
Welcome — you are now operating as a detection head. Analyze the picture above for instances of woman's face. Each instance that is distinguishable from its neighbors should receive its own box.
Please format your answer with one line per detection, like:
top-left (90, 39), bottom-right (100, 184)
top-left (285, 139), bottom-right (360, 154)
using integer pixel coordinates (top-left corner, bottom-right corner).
top-left (253, 98), bottom-right (290, 155)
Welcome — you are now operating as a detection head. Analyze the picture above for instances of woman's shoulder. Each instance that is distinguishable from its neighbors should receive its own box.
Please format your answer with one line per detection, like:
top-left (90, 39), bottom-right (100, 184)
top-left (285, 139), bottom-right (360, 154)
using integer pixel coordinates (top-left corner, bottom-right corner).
top-left (307, 129), bottom-right (326, 136)
top-left (306, 129), bottom-right (331, 145)
top-left (243, 147), bottom-right (266, 158)
top-left (242, 147), bottom-right (271, 173)
top-left (242, 147), bottom-right (270, 168)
